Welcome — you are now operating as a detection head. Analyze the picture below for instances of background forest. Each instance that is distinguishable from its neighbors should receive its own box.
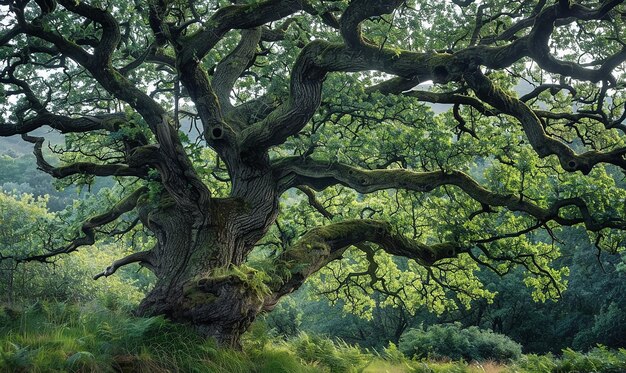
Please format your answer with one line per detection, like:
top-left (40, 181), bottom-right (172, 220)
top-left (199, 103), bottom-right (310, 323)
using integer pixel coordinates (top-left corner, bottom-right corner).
top-left (2, 143), bottom-right (626, 372)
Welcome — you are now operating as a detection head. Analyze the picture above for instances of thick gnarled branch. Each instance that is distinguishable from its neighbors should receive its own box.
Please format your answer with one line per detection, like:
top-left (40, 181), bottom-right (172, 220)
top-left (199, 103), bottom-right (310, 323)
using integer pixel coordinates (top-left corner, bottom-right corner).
top-left (212, 28), bottom-right (262, 114)
top-left (527, 1), bottom-right (626, 84)
top-left (266, 219), bottom-right (466, 302)
top-left (0, 113), bottom-right (127, 136)
top-left (339, 0), bottom-right (403, 48)
top-left (397, 88), bottom-right (626, 135)
top-left (56, 0), bottom-right (121, 64)
top-left (464, 69), bottom-right (626, 174)
top-left (178, 0), bottom-right (306, 69)
top-left (239, 23), bottom-right (528, 153)
top-left (94, 250), bottom-right (155, 280)
top-left (274, 157), bottom-right (626, 232)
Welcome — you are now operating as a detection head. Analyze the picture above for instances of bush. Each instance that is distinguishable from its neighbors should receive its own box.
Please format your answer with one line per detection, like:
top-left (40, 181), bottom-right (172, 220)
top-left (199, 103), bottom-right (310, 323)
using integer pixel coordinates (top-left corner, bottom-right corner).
top-left (399, 323), bottom-right (522, 362)
top-left (513, 346), bottom-right (626, 373)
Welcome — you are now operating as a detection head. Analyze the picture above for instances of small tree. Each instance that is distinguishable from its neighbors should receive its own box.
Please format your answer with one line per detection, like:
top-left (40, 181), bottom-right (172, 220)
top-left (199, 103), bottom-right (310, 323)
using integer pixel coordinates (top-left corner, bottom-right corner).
top-left (0, 192), bottom-right (53, 305)
top-left (2, 0), bottom-right (626, 346)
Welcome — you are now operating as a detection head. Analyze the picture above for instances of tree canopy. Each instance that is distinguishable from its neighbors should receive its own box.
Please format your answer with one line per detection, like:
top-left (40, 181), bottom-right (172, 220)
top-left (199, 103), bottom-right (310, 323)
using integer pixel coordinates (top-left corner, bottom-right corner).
top-left (2, 0), bottom-right (626, 346)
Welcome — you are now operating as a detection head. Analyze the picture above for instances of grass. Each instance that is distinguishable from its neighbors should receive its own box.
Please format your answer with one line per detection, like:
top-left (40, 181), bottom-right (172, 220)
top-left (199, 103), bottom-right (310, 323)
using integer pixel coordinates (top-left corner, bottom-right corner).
top-left (1, 302), bottom-right (626, 372)
top-left (0, 302), bottom-right (256, 372)
top-left (1, 302), bottom-right (362, 372)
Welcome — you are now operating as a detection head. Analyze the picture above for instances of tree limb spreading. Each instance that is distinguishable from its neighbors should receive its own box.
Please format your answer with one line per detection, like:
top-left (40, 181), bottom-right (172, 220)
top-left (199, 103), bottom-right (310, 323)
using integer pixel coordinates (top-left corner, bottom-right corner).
top-left (21, 134), bottom-right (150, 179)
top-left (93, 250), bottom-right (155, 280)
top-left (267, 219), bottom-right (467, 301)
top-left (464, 69), bottom-right (626, 174)
top-left (275, 157), bottom-right (626, 232)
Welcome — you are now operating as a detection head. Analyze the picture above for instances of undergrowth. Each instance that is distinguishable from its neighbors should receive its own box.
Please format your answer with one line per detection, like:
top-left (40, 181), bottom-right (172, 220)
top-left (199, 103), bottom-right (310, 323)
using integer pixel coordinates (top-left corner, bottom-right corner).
top-left (1, 302), bottom-right (626, 373)
top-left (0, 302), bottom-right (368, 372)
top-left (0, 302), bottom-right (255, 372)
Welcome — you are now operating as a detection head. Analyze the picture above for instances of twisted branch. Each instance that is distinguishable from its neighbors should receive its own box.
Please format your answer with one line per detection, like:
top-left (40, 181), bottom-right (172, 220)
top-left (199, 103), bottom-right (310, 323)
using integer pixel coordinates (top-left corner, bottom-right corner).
top-left (267, 219), bottom-right (467, 300)
top-left (464, 69), bottom-right (626, 174)
top-left (274, 157), bottom-right (626, 232)
top-left (93, 250), bottom-right (155, 280)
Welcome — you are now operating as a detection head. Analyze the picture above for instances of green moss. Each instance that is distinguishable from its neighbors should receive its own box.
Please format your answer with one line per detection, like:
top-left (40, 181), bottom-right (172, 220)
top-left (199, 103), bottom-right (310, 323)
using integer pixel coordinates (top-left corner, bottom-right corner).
top-left (313, 224), bottom-right (352, 241)
top-left (209, 264), bottom-right (273, 300)
top-left (427, 52), bottom-right (453, 66)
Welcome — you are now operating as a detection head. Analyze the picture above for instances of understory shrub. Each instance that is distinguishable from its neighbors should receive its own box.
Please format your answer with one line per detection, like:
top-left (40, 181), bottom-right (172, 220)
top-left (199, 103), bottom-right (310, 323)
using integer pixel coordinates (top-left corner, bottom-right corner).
top-left (515, 346), bottom-right (626, 373)
top-left (399, 323), bottom-right (522, 362)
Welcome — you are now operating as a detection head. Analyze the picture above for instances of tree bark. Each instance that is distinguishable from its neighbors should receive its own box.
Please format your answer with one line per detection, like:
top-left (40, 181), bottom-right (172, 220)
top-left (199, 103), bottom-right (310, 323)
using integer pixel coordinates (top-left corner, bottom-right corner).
top-left (137, 261), bottom-right (266, 347)
top-left (134, 171), bottom-right (278, 347)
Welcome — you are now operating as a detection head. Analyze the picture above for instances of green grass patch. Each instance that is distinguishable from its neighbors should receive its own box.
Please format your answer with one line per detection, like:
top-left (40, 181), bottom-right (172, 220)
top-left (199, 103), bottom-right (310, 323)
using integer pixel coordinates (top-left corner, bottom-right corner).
top-left (513, 346), bottom-right (626, 373)
top-left (2, 302), bottom-right (626, 373)
top-left (0, 302), bottom-right (369, 372)
top-left (0, 302), bottom-right (259, 372)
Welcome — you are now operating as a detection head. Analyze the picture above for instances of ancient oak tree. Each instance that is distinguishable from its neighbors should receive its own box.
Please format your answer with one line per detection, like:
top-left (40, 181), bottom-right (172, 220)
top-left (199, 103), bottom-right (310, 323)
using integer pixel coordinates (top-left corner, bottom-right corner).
top-left (2, 0), bottom-right (626, 346)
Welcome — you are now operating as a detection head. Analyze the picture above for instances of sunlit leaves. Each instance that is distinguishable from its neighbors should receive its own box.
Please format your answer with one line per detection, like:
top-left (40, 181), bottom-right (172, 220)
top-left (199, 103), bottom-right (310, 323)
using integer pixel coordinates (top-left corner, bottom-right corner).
top-left (0, 192), bottom-right (55, 258)
top-left (310, 246), bottom-right (495, 319)
top-left (0, 190), bottom-right (152, 305)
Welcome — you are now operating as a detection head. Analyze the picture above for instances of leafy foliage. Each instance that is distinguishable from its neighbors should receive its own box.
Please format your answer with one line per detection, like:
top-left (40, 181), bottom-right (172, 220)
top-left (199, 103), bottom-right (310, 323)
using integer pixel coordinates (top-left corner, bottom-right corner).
top-left (398, 323), bottom-right (522, 363)
top-left (443, 227), bottom-right (626, 354)
top-left (0, 189), bottom-right (152, 309)
top-left (515, 347), bottom-right (626, 373)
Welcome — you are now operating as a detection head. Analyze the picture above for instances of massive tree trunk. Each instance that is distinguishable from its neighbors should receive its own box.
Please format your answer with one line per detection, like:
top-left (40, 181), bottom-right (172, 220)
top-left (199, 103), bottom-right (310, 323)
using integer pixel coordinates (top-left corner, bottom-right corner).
top-left (137, 248), bottom-right (267, 346)
top-left (135, 164), bottom-right (279, 347)
top-left (133, 205), bottom-right (265, 346)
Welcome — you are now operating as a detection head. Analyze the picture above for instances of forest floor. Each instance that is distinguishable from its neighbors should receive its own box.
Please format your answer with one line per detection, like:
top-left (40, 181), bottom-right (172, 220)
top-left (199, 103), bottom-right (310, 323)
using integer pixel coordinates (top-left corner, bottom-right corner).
top-left (1, 302), bottom-right (625, 373)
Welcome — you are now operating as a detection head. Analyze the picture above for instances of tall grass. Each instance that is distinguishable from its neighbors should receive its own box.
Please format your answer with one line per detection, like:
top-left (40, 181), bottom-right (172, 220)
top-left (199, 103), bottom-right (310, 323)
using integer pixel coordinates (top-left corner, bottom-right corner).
top-left (0, 302), bottom-right (371, 372)
top-left (2, 302), bottom-right (626, 373)
top-left (513, 346), bottom-right (626, 373)
top-left (0, 302), bottom-right (256, 372)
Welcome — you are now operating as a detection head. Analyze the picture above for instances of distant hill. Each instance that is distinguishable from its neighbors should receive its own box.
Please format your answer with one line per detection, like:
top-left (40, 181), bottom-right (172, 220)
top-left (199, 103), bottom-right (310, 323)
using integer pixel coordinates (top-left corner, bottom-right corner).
top-left (0, 136), bottom-right (35, 156)
top-left (0, 130), bottom-right (65, 156)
